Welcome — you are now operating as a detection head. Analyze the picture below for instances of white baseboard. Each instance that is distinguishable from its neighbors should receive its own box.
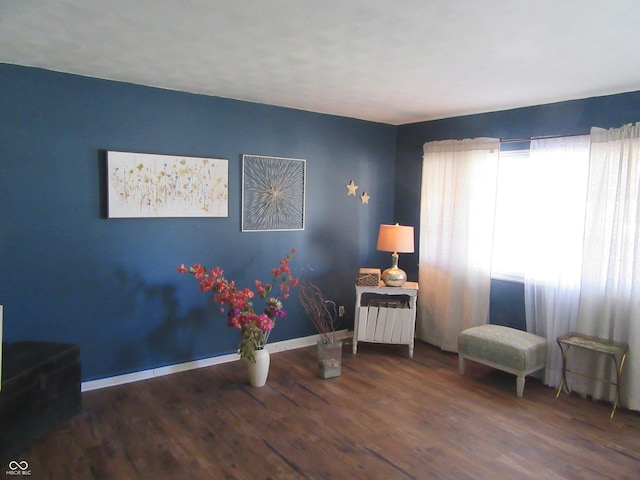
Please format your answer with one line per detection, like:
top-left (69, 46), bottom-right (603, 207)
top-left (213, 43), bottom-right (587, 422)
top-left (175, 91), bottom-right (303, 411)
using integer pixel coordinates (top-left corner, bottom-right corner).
top-left (81, 330), bottom-right (351, 392)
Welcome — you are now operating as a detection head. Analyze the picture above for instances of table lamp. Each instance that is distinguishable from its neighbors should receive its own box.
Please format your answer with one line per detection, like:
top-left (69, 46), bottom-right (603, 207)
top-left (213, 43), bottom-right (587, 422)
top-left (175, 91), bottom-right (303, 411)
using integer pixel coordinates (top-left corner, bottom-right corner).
top-left (376, 223), bottom-right (414, 287)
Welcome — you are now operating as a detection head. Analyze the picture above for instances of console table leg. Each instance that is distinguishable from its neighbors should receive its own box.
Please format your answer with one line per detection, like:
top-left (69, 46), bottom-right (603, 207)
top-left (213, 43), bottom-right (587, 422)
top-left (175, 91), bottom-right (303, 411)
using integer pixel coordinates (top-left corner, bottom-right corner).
top-left (556, 341), bottom-right (570, 399)
top-left (611, 351), bottom-right (628, 419)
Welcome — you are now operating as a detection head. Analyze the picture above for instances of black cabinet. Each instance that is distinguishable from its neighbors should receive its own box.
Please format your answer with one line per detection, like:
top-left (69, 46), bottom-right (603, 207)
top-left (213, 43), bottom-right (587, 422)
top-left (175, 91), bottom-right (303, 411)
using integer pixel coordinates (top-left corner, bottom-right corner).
top-left (0, 342), bottom-right (81, 461)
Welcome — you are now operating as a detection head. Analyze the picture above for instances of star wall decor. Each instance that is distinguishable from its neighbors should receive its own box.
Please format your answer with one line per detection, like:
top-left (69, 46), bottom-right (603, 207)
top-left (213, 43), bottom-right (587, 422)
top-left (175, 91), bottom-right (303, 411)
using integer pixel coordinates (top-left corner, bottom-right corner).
top-left (360, 192), bottom-right (370, 204)
top-left (346, 179), bottom-right (359, 196)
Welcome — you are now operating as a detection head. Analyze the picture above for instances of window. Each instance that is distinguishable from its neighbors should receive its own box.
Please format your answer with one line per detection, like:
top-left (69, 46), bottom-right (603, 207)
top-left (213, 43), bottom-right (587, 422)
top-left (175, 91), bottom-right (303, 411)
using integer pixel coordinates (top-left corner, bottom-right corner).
top-left (491, 138), bottom-right (590, 281)
top-left (491, 149), bottom-right (530, 280)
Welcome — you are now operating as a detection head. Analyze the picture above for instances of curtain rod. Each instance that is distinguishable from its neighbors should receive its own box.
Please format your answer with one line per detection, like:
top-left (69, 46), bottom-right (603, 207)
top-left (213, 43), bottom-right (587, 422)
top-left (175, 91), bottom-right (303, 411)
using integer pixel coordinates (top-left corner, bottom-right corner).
top-left (408, 131), bottom-right (590, 149)
top-left (500, 132), bottom-right (590, 144)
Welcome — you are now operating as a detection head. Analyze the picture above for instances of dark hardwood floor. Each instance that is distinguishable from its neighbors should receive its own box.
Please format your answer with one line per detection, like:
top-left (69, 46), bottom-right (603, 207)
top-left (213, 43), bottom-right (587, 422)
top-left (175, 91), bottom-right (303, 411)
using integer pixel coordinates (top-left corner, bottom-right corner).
top-left (15, 340), bottom-right (640, 479)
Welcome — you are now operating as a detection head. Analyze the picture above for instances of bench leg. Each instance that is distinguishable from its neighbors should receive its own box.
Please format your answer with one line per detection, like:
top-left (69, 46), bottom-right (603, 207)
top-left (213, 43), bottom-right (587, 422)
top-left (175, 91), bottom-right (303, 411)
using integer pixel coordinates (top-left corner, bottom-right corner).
top-left (516, 375), bottom-right (525, 397)
top-left (459, 356), bottom-right (466, 375)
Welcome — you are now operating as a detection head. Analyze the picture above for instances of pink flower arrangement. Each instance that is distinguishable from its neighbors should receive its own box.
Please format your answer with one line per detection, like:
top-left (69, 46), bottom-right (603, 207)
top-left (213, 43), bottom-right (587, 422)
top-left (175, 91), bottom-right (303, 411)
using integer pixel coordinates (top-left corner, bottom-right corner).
top-left (178, 248), bottom-right (298, 362)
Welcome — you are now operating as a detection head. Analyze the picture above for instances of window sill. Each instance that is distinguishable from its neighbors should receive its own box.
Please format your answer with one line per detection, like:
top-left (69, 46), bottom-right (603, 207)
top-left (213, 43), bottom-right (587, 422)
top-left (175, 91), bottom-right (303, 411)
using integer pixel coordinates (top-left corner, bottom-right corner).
top-left (490, 272), bottom-right (524, 283)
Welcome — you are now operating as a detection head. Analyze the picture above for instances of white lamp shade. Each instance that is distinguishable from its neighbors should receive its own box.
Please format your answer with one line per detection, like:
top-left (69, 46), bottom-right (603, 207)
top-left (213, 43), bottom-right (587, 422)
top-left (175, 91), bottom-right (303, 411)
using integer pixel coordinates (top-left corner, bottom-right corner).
top-left (376, 224), bottom-right (414, 253)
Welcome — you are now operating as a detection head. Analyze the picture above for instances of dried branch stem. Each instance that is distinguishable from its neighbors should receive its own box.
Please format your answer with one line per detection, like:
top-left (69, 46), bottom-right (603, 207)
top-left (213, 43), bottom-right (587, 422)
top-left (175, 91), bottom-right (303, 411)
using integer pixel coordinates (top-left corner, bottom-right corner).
top-left (298, 279), bottom-right (337, 344)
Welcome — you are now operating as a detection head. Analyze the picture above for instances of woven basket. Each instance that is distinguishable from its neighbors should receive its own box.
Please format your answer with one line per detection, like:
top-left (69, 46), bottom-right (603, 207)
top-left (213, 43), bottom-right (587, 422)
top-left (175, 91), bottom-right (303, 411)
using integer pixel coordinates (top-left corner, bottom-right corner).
top-left (356, 268), bottom-right (381, 286)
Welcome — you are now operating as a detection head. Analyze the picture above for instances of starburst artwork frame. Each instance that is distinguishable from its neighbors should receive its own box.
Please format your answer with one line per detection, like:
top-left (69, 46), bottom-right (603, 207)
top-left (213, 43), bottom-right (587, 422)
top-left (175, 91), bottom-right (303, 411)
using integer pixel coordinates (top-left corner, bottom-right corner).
top-left (242, 154), bottom-right (306, 231)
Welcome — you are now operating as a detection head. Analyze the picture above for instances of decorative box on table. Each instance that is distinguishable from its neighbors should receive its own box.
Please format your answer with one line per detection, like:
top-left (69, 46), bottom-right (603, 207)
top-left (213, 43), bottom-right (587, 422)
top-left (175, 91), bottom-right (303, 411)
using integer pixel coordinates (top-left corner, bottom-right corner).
top-left (356, 268), bottom-right (381, 287)
top-left (0, 341), bottom-right (81, 462)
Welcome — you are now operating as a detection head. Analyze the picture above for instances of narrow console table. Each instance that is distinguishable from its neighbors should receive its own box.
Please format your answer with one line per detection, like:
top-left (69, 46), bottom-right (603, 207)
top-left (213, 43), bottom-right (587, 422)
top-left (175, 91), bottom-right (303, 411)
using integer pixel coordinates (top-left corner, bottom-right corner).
top-left (353, 282), bottom-right (418, 358)
top-left (555, 332), bottom-right (629, 419)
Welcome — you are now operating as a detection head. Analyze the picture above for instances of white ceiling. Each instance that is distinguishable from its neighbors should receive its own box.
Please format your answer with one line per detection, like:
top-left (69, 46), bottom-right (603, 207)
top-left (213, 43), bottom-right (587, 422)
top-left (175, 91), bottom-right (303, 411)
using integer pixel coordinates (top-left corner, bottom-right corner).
top-left (2, 0), bottom-right (640, 125)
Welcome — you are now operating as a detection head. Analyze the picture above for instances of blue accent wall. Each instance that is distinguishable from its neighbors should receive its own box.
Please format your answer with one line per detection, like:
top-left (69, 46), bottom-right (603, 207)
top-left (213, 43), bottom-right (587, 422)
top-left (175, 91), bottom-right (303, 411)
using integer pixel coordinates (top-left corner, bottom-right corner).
top-left (0, 64), bottom-right (397, 381)
top-left (3, 62), bottom-right (639, 379)
top-left (489, 279), bottom-right (526, 331)
top-left (395, 91), bottom-right (640, 328)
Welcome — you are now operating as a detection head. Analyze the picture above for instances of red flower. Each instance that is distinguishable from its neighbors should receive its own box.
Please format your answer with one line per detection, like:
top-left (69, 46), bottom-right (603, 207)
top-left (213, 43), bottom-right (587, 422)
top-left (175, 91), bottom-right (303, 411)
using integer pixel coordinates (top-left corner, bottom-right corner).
top-left (192, 264), bottom-right (205, 278)
top-left (177, 248), bottom-right (299, 362)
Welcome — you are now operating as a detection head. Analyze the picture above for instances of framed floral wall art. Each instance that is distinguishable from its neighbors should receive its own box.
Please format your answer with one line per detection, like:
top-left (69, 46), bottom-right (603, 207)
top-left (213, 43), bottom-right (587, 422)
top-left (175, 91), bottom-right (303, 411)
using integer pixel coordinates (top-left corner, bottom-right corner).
top-left (107, 151), bottom-right (228, 218)
top-left (242, 154), bottom-right (306, 231)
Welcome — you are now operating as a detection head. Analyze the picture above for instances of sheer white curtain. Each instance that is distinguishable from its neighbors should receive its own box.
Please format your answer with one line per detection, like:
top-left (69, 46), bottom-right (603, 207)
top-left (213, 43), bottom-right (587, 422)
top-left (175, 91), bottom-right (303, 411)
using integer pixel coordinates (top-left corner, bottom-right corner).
top-left (576, 123), bottom-right (640, 411)
top-left (417, 138), bottom-right (500, 352)
top-left (523, 135), bottom-right (591, 387)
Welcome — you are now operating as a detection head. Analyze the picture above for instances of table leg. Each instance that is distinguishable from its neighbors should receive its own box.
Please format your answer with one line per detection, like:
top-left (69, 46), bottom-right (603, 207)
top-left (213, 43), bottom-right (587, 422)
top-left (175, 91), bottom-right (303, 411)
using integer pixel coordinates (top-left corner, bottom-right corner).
top-left (556, 341), bottom-right (570, 399)
top-left (610, 351), bottom-right (628, 419)
top-left (353, 292), bottom-right (361, 355)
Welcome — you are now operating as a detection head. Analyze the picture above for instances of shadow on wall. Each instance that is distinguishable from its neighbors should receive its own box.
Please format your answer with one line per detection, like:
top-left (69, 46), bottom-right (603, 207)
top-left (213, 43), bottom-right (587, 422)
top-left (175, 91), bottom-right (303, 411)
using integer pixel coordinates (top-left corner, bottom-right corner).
top-left (297, 265), bottom-right (352, 333)
top-left (303, 227), bottom-right (359, 330)
top-left (108, 268), bottom-right (224, 377)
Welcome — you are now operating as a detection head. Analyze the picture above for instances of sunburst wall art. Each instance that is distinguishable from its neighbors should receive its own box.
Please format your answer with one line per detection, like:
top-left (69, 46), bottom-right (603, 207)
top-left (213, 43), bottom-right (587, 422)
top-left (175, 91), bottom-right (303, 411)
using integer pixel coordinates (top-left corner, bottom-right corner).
top-left (242, 154), bottom-right (306, 231)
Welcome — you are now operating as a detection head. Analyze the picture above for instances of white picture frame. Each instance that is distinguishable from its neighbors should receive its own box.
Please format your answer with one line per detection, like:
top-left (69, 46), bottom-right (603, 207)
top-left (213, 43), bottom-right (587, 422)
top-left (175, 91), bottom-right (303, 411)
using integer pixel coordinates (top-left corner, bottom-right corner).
top-left (241, 154), bottom-right (306, 231)
top-left (107, 151), bottom-right (229, 218)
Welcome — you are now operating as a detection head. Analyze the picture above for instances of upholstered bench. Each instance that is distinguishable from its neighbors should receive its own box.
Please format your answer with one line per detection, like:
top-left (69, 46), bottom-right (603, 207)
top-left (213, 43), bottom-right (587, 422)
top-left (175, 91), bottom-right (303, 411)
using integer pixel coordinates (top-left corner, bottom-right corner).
top-left (458, 324), bottom-right (547, 397)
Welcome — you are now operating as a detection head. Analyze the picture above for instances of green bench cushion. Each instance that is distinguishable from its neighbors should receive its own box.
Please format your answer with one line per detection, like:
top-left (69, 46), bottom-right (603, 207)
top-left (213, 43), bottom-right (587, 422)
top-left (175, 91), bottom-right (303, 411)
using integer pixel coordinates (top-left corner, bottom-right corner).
top-left (458, 325), bottom-right (547, 372)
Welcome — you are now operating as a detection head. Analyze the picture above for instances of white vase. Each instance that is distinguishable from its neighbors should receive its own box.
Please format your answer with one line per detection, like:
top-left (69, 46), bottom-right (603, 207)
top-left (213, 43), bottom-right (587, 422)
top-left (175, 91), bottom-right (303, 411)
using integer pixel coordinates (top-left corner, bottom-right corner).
top-left (246, 348), bottom-right (270, 387)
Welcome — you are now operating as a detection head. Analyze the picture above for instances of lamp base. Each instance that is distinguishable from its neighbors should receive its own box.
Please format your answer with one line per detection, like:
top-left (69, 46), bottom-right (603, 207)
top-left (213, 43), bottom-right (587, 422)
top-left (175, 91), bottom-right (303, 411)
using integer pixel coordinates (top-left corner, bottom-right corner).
top-left (381, 267), bottom-right (407, 287)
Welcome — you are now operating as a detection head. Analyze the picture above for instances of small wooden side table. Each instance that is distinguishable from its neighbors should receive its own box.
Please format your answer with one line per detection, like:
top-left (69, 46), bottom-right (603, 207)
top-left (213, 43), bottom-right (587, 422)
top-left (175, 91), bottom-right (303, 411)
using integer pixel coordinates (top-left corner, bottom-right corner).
top-left (556, 332), bottom-right (629, 419)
